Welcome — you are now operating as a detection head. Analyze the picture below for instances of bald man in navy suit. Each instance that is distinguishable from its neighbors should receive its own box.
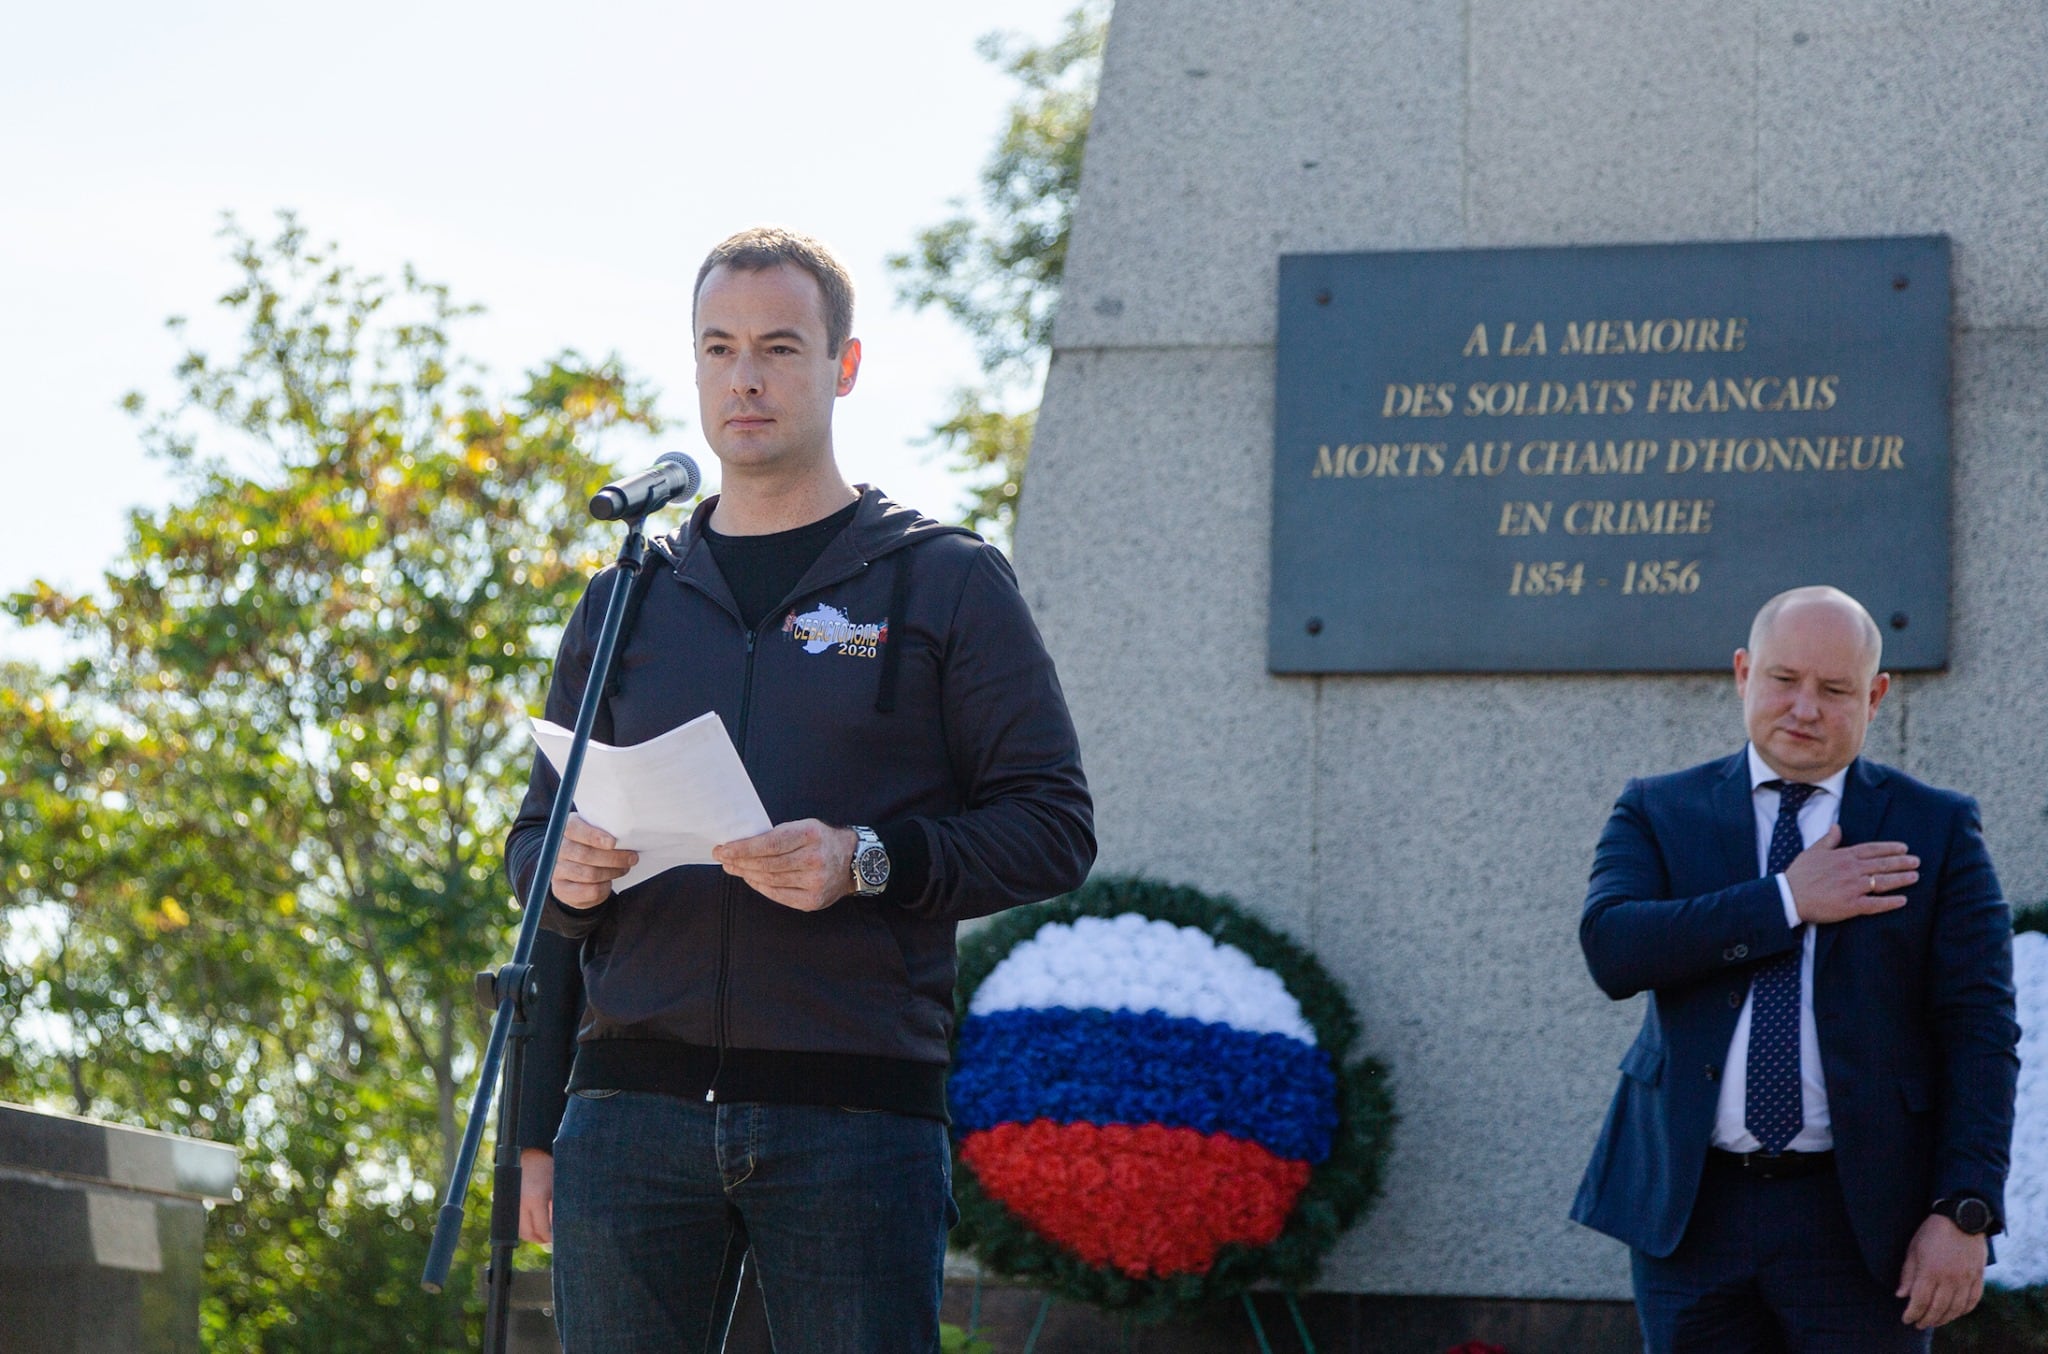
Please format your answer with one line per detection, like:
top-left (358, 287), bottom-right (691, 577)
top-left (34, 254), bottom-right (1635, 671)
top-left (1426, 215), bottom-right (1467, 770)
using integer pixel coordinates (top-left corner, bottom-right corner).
top-left (1572, 587), bottom-right (2018, 1352)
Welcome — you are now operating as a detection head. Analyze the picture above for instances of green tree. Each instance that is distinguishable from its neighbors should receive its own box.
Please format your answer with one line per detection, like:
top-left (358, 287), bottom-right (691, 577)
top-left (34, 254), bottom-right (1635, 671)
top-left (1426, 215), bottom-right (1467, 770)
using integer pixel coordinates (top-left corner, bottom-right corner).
top-left (0, 213), bottom-right (660, 1350)
top-left (890, 3), bottom-right (1106, 538)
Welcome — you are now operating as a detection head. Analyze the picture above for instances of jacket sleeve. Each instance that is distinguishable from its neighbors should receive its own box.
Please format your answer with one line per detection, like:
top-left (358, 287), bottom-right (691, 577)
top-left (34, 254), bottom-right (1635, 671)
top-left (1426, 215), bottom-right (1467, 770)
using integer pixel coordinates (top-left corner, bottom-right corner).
top-left (897, 545), bottom-right (1096, 922)
top-left (514, 926), bottom-right (586, 1152)
top-left (505, 571), bottom-right (620, 941)
top-left (1579, 779), bottom-right (1800, 1000)
top-left (1925, 796), bottom-right (2019, 1220)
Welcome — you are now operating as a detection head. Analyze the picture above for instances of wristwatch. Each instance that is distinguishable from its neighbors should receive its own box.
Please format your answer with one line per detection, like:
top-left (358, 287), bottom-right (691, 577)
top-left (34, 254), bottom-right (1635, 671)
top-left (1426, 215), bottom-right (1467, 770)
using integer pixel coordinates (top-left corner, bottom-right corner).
top-left (850, 825), bottom-right (890, 896)
top-left (1931, 1195), bottom-right (1997, 1236)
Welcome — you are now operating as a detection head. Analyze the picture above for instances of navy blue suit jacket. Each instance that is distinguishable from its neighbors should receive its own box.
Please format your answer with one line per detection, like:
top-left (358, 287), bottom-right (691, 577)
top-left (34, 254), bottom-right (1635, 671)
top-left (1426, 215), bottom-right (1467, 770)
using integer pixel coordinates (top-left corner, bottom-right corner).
top-left (1571, 752), bottom-right (2018, 1284)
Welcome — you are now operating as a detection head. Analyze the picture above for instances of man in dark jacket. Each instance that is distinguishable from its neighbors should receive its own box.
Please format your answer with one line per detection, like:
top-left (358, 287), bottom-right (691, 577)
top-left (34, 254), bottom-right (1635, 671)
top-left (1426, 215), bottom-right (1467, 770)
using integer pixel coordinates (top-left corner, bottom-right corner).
top-left (1572, 587), bottom-right (2016, 1351)
top-left (506, 226), bottom-right (1095, 1354)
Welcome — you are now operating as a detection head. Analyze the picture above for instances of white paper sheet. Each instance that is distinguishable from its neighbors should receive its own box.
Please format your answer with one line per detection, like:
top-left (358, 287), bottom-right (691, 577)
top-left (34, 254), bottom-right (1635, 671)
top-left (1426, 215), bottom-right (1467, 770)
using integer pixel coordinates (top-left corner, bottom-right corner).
top-left (529, 712), bottom-right (772, 890)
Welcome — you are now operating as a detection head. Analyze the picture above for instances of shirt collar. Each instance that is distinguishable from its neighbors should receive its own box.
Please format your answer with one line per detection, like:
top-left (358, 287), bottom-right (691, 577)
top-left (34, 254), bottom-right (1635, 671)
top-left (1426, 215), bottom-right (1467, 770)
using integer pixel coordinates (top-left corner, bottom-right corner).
top-left (1745, 743), bottom-right (1849, 801)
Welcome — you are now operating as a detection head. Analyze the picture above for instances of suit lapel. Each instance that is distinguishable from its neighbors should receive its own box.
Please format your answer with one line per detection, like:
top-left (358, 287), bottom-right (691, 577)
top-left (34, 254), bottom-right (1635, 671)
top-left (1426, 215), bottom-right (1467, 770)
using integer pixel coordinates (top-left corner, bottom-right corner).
top-left (1817, 757), bottom-right (1892, 969)
top-left (1712, 750), bottom-right (1759, 888)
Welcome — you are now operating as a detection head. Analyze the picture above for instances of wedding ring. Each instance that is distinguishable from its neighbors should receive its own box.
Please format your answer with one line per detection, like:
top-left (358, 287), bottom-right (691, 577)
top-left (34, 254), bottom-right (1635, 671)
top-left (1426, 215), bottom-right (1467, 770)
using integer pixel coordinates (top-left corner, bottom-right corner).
top-left (1868, 875), bottom-right (1877, 892)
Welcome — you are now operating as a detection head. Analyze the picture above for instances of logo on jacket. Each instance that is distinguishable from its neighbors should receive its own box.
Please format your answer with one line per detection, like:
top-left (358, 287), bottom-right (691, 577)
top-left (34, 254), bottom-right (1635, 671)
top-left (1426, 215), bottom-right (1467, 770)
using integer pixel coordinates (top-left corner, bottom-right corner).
top-left (783, 604), bottom-right (888, 659)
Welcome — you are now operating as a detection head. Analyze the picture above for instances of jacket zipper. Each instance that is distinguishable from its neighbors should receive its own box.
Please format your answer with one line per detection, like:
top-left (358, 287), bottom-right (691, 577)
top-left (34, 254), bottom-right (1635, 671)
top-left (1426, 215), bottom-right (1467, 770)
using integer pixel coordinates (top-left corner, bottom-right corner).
top-left (707, 625), bottom-right (761, 1103)
top-left (685, 535), bottom-right (881, 1102)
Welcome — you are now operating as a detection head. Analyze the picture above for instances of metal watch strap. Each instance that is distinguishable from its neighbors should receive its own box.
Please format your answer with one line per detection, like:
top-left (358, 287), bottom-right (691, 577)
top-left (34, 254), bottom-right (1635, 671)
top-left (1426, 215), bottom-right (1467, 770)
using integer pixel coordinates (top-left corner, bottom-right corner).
top-left (850, 825), bottom-right (889, 896)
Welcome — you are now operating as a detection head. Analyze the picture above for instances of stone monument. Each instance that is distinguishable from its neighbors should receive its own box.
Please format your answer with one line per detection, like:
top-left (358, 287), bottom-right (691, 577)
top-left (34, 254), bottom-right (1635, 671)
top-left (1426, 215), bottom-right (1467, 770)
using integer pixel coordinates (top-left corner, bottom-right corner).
top-left (1016, 0), bottom-right (2047, 1318)
top-left (0, 1102), bottom-right (237, 1353)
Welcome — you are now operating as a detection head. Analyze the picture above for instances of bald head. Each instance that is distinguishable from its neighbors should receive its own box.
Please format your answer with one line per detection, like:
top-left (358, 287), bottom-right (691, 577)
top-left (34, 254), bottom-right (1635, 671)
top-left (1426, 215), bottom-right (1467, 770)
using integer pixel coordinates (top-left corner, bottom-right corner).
top-left (1747, 586), bottom-right (1883, 681)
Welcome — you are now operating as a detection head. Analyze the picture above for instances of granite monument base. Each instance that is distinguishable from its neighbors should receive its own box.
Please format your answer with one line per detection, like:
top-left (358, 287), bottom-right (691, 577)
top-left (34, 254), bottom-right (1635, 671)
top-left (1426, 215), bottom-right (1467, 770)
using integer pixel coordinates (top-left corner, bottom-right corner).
top-left (0, 1102), bottom-right (236, 1354)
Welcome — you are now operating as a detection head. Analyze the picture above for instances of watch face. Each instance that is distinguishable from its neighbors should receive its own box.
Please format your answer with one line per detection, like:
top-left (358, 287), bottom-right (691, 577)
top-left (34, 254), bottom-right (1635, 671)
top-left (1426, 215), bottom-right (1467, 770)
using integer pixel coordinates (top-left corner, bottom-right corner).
top-left (1956, 1198), bottom-right (1993, 1234)
top-left (855, 848), bottom-right (890, 889)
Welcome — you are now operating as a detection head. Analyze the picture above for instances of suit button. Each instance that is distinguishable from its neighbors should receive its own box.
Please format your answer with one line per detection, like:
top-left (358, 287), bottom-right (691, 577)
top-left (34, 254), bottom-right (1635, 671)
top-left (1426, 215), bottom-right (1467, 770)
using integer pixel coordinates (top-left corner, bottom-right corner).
top-left (1705, 1065), bottom-right (1720, 1082)
top-left (1722, 944), bottom-right (1749, 961)
top-left (1729, 990), bottom-right (1744, 1008)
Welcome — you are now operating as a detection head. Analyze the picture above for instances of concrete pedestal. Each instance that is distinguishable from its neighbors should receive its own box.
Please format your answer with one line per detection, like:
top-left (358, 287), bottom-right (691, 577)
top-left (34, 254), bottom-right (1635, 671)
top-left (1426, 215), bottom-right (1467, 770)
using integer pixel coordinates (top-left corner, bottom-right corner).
top-left (0, 1102), bottom-right (236, 1354)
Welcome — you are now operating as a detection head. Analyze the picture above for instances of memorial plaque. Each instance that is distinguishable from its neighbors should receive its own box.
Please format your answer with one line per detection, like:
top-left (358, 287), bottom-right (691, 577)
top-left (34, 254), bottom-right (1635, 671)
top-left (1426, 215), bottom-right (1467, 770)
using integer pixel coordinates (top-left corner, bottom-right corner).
top-left (1269, 237), bottom-right (1951, 672)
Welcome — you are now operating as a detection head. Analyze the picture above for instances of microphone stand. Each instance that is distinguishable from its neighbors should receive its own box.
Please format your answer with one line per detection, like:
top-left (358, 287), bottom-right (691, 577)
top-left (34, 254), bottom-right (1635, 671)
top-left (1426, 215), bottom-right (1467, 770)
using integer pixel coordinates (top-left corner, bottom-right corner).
top-left (421, 516), bottom-right (651, 1352)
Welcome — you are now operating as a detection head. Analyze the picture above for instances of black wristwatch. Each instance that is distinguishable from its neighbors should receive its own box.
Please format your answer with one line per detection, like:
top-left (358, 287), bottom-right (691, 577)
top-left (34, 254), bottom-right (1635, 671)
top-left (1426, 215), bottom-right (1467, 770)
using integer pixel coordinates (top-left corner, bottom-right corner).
top-left (1931, 1194), bottom-right (1997, 1236)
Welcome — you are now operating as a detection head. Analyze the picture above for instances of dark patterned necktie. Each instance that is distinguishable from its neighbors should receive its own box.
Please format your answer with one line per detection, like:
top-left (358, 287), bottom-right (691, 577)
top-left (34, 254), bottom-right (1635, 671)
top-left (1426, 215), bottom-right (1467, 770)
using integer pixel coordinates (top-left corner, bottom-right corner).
top-left (1745, 779), bottom-right (1822, 1153)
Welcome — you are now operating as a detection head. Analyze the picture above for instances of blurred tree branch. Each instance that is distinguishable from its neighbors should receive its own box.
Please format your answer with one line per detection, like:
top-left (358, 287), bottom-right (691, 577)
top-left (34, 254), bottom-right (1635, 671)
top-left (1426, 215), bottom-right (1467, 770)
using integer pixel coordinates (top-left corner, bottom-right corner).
top-left (0, 211), bottom-right (661, 1350)
top-left (890, 3), bottom-right (1106, 541)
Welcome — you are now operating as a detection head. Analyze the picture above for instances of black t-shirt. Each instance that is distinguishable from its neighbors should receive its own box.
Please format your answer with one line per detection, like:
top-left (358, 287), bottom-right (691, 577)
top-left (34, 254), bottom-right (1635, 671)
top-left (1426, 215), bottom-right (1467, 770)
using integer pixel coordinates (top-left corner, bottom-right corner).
top-left (702, 499), bottom-right (860, 631)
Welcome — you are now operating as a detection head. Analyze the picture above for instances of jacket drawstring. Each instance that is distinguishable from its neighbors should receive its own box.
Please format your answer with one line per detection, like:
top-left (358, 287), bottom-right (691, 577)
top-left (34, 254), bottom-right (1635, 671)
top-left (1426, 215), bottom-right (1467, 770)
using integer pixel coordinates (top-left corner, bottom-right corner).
top-left (874, 548), bottom-right (912, 714)
top-left (601, 551), bottom-right (666, 708)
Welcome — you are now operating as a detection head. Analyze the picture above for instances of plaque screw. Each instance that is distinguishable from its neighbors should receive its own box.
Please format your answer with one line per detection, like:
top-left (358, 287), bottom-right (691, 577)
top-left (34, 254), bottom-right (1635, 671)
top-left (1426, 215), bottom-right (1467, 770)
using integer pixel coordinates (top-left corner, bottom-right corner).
top-left (1315, 290), bottom-right (1331, 306)
top-left (1305, 617), bottom-right (1324, 635)
top-left (1892, 275), bottom-right (1910, 291)
top-left (1890, 611), bottom-right (1909, 630)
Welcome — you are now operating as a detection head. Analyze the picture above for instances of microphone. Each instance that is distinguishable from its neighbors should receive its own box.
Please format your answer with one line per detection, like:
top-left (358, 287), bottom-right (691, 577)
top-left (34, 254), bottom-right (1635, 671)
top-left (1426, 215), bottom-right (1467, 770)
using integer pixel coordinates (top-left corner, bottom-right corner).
top-left (588, 452), bottom-right (703, 521)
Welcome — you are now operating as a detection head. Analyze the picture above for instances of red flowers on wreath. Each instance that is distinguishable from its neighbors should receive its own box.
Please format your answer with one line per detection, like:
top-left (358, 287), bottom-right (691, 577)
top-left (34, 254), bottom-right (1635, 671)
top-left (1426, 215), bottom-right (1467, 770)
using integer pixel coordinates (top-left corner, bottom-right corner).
top-left (961, 1120), bottom-right (1310, 1278)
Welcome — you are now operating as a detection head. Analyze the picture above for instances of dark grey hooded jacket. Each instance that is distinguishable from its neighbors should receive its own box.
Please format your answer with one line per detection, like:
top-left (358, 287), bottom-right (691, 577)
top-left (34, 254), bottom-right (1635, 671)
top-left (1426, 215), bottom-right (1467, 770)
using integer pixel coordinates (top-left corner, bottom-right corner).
top-left (507, 488), bottom-right (1094, 1119)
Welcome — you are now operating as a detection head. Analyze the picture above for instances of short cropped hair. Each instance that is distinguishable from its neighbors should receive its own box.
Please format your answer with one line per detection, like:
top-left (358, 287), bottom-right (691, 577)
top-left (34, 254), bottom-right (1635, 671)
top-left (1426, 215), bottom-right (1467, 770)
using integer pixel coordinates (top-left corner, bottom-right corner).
top-left (1748, 585), bottom-right (1884, 677)
top-left (692, 226), bottom-right (856, 355)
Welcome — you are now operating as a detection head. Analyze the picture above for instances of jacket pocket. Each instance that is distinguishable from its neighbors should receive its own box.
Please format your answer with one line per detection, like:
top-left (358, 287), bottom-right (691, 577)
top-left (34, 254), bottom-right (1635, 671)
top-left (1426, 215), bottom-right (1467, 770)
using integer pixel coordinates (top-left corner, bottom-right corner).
top-left (725, 893), bottom-right (919, 1054)
top-left (1620, 1038), bottom-right (1665, 1087)
top-left (851, 901), bottom-right (913, 994)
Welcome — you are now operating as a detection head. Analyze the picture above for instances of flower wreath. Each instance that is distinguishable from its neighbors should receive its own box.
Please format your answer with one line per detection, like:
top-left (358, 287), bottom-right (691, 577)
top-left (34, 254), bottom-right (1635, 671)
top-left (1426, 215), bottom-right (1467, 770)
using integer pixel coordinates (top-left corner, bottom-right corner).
top-left (948, 876), bottom-right (1395, 1321)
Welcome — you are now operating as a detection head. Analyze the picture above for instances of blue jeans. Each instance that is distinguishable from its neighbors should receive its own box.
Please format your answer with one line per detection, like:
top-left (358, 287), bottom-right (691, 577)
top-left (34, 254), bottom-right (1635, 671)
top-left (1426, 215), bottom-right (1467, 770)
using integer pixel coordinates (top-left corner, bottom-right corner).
top-left (551, 1090), bottom-right (956, 1354)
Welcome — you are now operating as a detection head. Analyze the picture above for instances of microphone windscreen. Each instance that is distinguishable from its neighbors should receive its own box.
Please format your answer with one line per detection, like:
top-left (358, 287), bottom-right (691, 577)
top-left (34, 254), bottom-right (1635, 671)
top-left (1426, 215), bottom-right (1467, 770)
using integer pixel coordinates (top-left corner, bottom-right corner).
top-left (656, 452), bottom-right (702, 500)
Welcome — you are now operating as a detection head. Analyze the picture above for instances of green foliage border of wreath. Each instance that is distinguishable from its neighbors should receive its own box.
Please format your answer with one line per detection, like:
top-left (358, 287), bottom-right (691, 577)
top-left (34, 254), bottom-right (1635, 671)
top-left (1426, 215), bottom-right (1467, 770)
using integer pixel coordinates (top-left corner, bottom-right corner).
top-left (948, 875), bottom-right (1398, 1322)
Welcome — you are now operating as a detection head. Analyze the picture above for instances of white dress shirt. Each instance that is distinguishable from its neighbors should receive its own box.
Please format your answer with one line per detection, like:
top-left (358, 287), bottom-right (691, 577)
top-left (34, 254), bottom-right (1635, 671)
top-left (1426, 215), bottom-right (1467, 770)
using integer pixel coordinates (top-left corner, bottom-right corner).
top-left (1709, 745), bottom-right (1848, 1153)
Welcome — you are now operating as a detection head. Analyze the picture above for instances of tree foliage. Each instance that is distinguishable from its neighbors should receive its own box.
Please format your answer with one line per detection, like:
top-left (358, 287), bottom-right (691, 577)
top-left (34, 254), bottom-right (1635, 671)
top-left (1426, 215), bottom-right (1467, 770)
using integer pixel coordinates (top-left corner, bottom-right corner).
top-left (0, 213), bottom-right (659, 1350)
top-left (890, 3), bottom-right (1106, 538)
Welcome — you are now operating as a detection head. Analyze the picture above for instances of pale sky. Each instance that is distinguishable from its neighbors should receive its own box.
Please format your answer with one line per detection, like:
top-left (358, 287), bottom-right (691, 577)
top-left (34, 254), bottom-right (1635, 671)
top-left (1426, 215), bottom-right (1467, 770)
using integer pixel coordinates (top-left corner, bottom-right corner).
top-left (0, 0), bottom-right (1079, 664)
